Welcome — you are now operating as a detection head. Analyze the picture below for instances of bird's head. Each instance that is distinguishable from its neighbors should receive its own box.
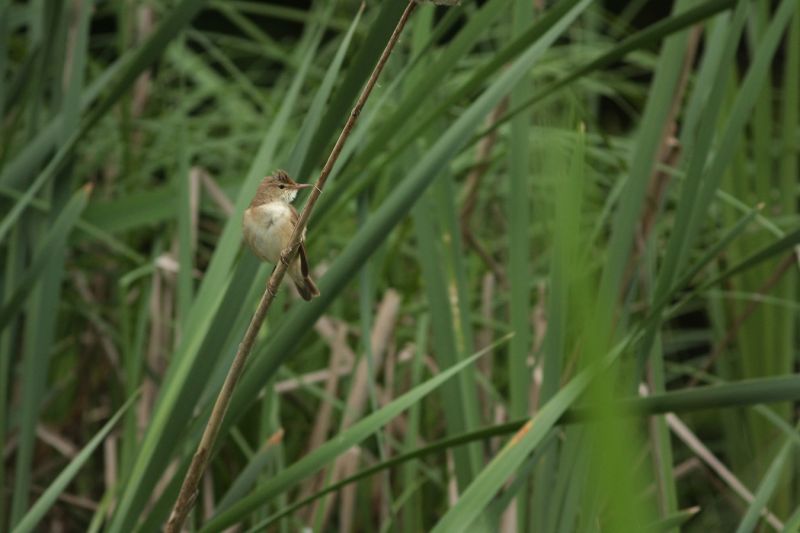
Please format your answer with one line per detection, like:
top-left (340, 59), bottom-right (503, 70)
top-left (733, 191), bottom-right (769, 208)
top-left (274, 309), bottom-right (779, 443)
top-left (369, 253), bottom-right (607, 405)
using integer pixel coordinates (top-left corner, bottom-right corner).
top-left (253, 170), bottom-right (312, 205)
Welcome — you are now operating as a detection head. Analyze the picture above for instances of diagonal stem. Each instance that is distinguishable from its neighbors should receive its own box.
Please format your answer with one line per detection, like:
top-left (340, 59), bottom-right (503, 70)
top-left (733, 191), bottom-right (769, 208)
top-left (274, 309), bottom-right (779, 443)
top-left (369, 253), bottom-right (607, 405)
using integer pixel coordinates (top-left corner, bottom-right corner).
top-left (165, 2), bottom-right (418, 531)
top-left (686, 252), bottom-right (795, 388)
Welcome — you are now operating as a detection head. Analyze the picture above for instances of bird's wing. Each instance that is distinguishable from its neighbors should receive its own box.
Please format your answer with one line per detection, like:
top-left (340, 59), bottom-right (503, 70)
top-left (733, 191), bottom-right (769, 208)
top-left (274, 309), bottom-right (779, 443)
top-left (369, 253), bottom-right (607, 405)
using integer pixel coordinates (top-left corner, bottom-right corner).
top-left (290, 205), bottom-right (311, 277)
top-left (298, 242), bottom-right (310, 277)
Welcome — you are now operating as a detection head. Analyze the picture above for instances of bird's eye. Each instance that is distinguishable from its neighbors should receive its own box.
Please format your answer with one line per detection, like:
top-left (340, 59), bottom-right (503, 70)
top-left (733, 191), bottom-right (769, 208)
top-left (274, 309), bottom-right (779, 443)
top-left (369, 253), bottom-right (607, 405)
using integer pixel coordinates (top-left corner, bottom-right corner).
top-left (279, 185), bottom-right (285, 189)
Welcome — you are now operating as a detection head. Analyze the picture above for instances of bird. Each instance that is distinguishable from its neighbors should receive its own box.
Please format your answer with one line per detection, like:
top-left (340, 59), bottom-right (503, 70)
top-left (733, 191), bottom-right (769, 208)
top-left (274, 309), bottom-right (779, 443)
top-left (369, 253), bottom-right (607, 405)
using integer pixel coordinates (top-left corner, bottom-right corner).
top-left (242, 170), bottom-right (320, 301)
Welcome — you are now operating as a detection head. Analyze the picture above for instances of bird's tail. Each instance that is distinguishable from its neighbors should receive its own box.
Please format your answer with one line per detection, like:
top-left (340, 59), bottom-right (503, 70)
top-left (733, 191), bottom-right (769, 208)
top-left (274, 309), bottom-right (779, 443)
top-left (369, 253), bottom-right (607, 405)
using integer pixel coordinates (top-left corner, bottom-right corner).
top-left (293, 274), bottom-right (320, 301)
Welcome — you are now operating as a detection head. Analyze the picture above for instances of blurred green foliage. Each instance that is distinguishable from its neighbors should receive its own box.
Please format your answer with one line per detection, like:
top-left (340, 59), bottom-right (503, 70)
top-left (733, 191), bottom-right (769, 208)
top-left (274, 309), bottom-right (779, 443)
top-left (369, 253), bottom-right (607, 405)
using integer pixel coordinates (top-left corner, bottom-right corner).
top-left (0, 0), bottom-right (798, 531)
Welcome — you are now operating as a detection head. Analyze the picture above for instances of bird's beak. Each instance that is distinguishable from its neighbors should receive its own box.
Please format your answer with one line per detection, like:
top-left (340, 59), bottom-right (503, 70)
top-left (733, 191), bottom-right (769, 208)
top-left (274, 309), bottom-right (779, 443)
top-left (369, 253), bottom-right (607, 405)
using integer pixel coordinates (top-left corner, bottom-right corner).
top-left (290, 182), bottom-right (313, 190)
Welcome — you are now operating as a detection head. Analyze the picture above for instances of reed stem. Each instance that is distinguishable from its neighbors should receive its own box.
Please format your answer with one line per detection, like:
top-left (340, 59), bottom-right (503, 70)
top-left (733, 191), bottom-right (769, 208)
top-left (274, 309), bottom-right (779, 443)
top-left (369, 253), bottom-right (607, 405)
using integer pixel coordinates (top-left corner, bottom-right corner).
top-left (165, 3), bottom-right (418, 531)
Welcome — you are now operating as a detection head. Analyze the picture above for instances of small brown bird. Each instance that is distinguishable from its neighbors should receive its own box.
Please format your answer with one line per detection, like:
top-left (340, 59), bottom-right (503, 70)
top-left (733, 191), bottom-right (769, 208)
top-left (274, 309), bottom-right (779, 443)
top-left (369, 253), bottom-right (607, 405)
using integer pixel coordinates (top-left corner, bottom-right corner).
top-left (242, 170), bottom-right (320, 301)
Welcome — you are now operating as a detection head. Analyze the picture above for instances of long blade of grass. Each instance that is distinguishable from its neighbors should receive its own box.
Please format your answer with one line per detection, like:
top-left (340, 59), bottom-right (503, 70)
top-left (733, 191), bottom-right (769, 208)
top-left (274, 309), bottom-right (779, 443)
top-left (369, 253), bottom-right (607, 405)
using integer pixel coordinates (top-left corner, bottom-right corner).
top-left (201, 335), bottom-right (510, 532)
top-left (105, 21), bottom-right (323, 533)
top-left (344, 0), bottom-right (512, 171)
top-left (378, 0), bottom-right (736, 178)
top-left (413, 193), bottom-right (482, 486)
top-left (0, 0), bottom-right (210, 243)
top-left (430, 336), bottom-right (631, 532)
top-left (286, 3), bottom-right (362, 176)
top-left (671, 0), bottom-right (796, 289)
top-left (0, 0), bottom-right (8, 121)
top-left (783, 507), bottom-right (800, 532)
top-left (10, 392), bottom-right (139, 533)
top-left (9, 266), bottom-right (68, 524)
top-left (0, 184), bottom-right (92, 331)
top-left (0, 185), bottom-right (144, 263)
top-left (700, 227), bottom-right (800, 291)
top-left (0, 221), bottom-right (24, 530)
top-left (0, 57), bottom-right (121, 189)
top-left (535, 120), bottom-right (587, 533)
top-left (312, 0), bottom-right (581, 226)
top-left (643, 204), bottom-right (763, 323)
top-left (638, 0), bottom-right (798, 381)
top-left (223, 0), bottom-right (593, 466)
top-left (490, 0), bottom-right (736, 136)
top-left (215, 431), bottom-right (283, 514)
top-left (507, 0), bottom-right (532, 423)
top-left (648, 507), bottom-right (701, 532)
top-left (296, 1), bottom-right (409, 181)
top-left (571, 374), bottom-right (800, 419)
top-left (735, 425), bottom-right (800, 533)
top-left (235, 370), bottom-right (800, 531)
top-left (595, 0), bottom-right (697, 318)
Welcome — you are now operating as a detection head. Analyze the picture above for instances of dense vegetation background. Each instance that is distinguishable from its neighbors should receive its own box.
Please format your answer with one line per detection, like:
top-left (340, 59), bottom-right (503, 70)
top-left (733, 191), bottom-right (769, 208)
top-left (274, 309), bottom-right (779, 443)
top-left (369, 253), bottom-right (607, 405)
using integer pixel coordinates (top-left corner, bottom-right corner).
top-left (1, 0), bottom-right (799, 531)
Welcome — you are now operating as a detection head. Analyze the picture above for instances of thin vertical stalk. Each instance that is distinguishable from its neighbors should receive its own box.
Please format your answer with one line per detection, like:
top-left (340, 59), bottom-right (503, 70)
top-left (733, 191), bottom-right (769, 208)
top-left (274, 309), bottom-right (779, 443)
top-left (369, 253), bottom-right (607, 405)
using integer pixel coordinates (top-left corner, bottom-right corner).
top-left (412, 196), bottom-right (482, 486)
top-left (0, 225), bottom-right (24, 530)
top-left (508, 1), bottom-right (532, 526)
top-left (165, 3), bottom-right (418, 530)
top-left (507, 0), bottom-right (532, 424)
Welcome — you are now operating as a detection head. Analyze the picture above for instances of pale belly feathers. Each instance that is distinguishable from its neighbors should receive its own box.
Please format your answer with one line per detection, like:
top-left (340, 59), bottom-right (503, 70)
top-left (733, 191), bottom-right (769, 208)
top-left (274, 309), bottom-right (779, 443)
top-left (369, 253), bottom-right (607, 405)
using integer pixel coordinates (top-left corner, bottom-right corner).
top-left (243, 202), bottom-right (305, 265)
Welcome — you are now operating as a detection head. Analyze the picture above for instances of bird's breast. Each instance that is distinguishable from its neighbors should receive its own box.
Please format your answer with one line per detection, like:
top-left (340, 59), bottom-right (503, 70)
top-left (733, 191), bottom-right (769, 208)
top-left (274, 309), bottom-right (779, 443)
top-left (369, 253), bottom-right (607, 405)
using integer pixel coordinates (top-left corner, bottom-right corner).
top-left (243, 202), bottom-right (294, 264)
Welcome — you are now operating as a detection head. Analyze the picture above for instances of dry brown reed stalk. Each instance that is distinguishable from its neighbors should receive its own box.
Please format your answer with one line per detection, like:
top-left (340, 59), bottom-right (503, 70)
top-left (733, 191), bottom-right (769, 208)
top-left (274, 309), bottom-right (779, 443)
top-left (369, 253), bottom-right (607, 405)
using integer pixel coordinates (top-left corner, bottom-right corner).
top-left (638, 384), bottom-right (784, 530)
top-left (131, 5), bottom-right (155, 119)
top-left (139, 267), bottom-right (163, 439)
top-left (476, 272), bottom-right (496, 421)
top-left (529, 281), bottom-right (547, 412)
top-left (198, 169), bottom-right (235, 215)
top-left (103, 434), bottom-right (118, 516)
top-left (460, 101), bottom-right (508, 284)
top-left (667, 411), bottom-right (783, 529)
top-left (296, 319), bottom-right (352, 521)
top-left (273, 349), bottom-right (354, 393)
top-left (382, 346), bottom-right (396, 402)
top-left (686, 252), bottom-right (795, 388)
top-left (307, 321), bottom-right (350, 449)
top-left (71, 271), bottom-right (122, 377)
top-left (165, 3), bottom-right (419, 530)
top-left (31, 485), bottom-right (99, 512)
top-left (500, 498), bottom-right (517, 533)
top-left (623, 25), bottom-right (702, 297)
top-left (341, 290), bottom-right (401, 427)
top-left (187, 168), bottom-right (201, 252)
top-left (315, 290), bottom-right (401, 526)
top-left (337, 447), bottom-right (361, 532)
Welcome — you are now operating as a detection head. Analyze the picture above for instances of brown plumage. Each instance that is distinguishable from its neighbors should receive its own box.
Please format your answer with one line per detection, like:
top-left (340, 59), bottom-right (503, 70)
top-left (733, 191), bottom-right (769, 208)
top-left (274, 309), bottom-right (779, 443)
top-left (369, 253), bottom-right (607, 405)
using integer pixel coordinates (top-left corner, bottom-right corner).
top-left (242, 170), bottom-right (320, 301)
